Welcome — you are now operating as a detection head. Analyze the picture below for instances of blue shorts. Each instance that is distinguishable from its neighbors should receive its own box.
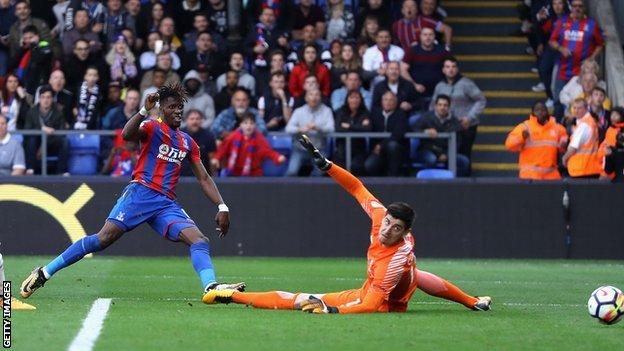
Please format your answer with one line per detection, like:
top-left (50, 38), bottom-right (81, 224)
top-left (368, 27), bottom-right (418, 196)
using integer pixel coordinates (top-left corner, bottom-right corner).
top-left (107, 182), bottom-right (197, 241)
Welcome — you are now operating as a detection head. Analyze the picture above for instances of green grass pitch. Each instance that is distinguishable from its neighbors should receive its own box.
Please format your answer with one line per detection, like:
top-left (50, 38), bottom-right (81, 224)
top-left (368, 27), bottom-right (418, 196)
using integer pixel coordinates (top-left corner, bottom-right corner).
top-left (6, 256), bottom-right (624, 350)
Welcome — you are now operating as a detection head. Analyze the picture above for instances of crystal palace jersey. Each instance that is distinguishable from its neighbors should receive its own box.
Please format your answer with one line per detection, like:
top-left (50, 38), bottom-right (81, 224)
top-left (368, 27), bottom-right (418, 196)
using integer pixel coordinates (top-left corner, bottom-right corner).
top-left (132, 118), bottom-right (201, 199)
top-left (550, 16), bottom-right (604, 81)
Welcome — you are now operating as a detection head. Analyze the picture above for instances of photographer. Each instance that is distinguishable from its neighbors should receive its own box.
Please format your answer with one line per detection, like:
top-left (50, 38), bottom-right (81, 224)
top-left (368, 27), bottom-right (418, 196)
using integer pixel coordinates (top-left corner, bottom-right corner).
top-left (604, 130), bottom-right (624, 183)
top-left (10, 25), bottom-right (52, 95)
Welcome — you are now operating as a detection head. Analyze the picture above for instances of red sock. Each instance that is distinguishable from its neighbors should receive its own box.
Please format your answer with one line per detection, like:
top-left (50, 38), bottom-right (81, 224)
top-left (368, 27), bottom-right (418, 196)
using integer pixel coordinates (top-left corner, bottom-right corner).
top-left (232, 291), bottom-right (298, 310)
top-left (416, 270), bottom-right (478, 309)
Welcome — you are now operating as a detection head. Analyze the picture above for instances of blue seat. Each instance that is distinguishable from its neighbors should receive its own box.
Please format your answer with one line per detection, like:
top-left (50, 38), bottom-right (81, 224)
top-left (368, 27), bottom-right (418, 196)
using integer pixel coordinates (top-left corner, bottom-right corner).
top-left (68, 154), bottom-right (98, 175)
top-left (262, 158), bottom-right (289, 177)
top-left (267, 135), bottom-right (292, 151)
top-left (409, 138), bottom-right (420, 160)
top-left (416, 169), bottom-right (454, 179)
top-left (68, 134), bottom-right (100, 154)
top-left (11, 133), bottom-right (23, 144)
top-left (67, 134), bottom-right (100, 175)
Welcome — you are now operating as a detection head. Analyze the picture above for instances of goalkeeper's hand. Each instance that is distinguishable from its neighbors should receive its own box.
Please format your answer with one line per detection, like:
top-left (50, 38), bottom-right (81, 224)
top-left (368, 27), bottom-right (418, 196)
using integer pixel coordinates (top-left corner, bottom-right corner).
top-left (300, 296), bottom-right (338, 314)
top-left (298, 134), bottom-right (332, 172)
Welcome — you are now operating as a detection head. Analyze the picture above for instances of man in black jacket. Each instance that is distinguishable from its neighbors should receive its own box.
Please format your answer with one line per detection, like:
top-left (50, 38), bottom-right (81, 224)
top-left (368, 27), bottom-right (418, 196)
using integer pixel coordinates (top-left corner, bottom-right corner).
top-left (11, 25), bottom-right (52, 95)
top-left (371, 61), bottom-right (419, 115)
top-left (413, 94), bottom-right (470, 176)
top-left (365, 90), bottom-right (408, 176)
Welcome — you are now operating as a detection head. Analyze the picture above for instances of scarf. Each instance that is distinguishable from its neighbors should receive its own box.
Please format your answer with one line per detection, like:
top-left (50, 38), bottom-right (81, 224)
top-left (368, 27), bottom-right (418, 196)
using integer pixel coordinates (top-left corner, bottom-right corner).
top-left (225, 129), bottom-right (257, 176)
top-left (254, 23), bottom-right (269, 67)
top-left (110, 53), bottom-right (137, 82)
top-left (16, 49), bottom-right (32, 80)
top-left (75, 81), bottom-right (99, 129)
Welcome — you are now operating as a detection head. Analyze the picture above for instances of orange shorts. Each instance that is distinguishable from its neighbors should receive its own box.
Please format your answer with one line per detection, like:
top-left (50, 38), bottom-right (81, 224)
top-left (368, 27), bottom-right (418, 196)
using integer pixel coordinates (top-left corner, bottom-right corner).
top-left (320, 289), bottom-right (363, 308)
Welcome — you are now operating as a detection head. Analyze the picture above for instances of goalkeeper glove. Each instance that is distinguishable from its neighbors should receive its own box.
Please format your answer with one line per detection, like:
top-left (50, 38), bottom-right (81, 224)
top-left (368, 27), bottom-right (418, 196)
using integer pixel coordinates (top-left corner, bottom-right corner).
top-left (298, 134), bottom-right (332, 171)
top-left (300, 296), bottom-right (338, 314)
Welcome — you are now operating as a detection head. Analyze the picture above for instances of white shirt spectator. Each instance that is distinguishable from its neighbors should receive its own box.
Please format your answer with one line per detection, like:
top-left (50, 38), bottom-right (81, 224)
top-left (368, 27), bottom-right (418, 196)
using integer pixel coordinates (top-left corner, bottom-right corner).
top-left (0, 133), bottom-right (26, 176)
top-left (362, 45), bottom-right (405, 72)
top-left (569, 120), bottom-right (592, 149)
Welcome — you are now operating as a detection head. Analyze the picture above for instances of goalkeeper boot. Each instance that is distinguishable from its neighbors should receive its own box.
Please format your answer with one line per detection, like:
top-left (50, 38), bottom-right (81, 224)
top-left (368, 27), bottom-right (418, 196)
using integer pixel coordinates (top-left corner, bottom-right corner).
top-left (472, 296), bottom-right (492, 311)
top-left (298, 134), bottom-right (332, 171)
top-left (11, 297), bottom-right (36, 310)
top-left (204, 281), bottom-right (246, 293)
top-left (19, 267), bottom-right (47, 299)
top-left (202, 289), bottom-right (235, 304)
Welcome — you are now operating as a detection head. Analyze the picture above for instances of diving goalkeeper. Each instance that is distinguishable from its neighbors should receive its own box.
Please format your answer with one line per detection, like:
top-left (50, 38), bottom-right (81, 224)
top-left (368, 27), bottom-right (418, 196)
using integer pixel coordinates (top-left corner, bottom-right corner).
top-left (202, 135), bottom-right (491, 314)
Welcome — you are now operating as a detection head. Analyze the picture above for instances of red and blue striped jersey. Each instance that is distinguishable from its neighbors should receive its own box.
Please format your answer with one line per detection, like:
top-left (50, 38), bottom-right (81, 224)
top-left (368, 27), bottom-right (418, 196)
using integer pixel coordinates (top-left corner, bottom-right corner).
top-left (550, 16), bottom-right (604, 81)
top-left (132, 118), bottom-right (201, 199)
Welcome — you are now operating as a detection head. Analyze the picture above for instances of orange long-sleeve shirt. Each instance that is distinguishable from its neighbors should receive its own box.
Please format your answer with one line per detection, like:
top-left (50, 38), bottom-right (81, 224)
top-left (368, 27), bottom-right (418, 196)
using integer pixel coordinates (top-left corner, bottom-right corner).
top-left (327, 165), bottom-right (418, 314)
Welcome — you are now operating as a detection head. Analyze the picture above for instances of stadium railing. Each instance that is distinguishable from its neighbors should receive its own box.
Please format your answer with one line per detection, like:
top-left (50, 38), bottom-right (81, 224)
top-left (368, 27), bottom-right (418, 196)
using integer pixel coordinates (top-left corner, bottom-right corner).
top-left (14, 130), bottom-right (457, 176)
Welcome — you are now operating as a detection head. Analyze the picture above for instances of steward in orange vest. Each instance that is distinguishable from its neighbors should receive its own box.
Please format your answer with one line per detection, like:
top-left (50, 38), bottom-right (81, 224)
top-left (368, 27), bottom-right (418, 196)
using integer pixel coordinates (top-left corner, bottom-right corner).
top-left (563, 106), bottom-right (603, 178)
top-left (598, 107), bottom-right (624, 179)
top-left (505, 101), bottom-right (567, 179)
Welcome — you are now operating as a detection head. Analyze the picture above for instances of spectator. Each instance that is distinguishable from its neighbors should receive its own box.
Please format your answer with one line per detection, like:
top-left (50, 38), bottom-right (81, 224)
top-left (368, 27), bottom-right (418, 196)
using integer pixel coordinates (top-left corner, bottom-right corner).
top-left (505, 100), bottom-right (568, 180)
top-left (103, 0), bottom-right (132, 45)
top-left (215, 52), bottom-right (256, 96)
top-left (392, 0), bottom-right (452, 53)
top-left (587, 86), bottom-right (610, 141)
top-left (73, 66), bottom-right (102, 130)
top-left (158, 16), bottom-right (182, 52)
top-left (211, 88), bottom-right (267, 140)
top-left (212, 112), bottom-right (285, 177)
top-left (207, 0), bottom-right (229, 40)
top-left (62, 8), bottom-right (102, 57)
top-left (401, 27), bottom-right (449, 103)
top-left (333, 90), bottom-right (372, 175)
top-left (65, 0), bottom-right (105, 33)
top-left (532, 0), bottom-right (568, 106)
top-left (325, 0), bottom-right (355, 42)
top-left (139, 31), bottom-right (182, 71)
top-left (258, 71), bottom-right (294, 131)
top-left (244, 7), bottom-right (287, 72)
top-left (293, 74), bottom-right (327, 108)
top-left (100, 129), bottom-right (138, 177)
top-left (180, 30), bottom-right (224, 80)
top-left (120, 27), bottom-right (141, 55)
top-left (64, 39), bottom-right (108, 93)
top-left (285, 89), bottom-right (335, 176)
top-left (0, 114), bottom-right (26, 176)
top-left (414, 94), bottom-right (470, 177)
top-left (11, 25), bottom-right (52, 96)
top-left (0, 0), bottom-right (17, 76)
top-left (101, 81), bottom-right (122, 115)
top-left (244, 0), bottom-right (291, 33)
top-left (371, 61), bottom-right (418, 116)
top-left (419, 0), bottom-right (447, 22)
top-left (430, 57), bottom-right (486, 162)
top-left (330, 43), bottom-right (362, 91)
top-left (549, 0), bottom-right (604, 117)
top-left (361, 29), bottom-right (404, 85)
top-left (286, 24), bottom-right (331, 71)
top-left (124, 0), bottom-right (141, 38)
top-left (34, 69), bottom-right (75, 127)
top-left (21, 85), bottom-right (68, 175)
top-left (214, 70), bottom-right (239, 116)
top-left (139, 51), bottom-right (181, 93)
top-left (600, 107), bottom-right (624, 181)
top-left (365, 90), bottom-right (408, 176)
top-left (105, 35), bottom-right (138, 87)
top-left (168, 0), bottom-right (208, 37)
top-left (101, 88), bottom-right (140, 130)
top-left (289, 44), bottom-right (331, 99)
top-left (136, 1), bottom-right (165, 40)
top-left (182, 70), bottom-right (216, 128)
top-left (0, 73), bottom-right (30, 131)
top-left (357, 14), bottom-right (379, 47)
top-left (255, 50), bottom-right (288, 96)
top-left (604, 129), bottom-right (624, 183)
top-left (140, 67), bottom-right (166, 107)
top-left (356, 0), bottom-right (392, 36)
top-left (290, 0), bottom-right (326, 41)
top-left (181, 109), bottom-right (217, 176)
top-left (560, 72), bottom-right (610, 117)
top-left (8, 0), bottom-right (52, 60)
top-left (562, 98), bottom-right (602, 178)
top-left (182, 12), bottom-right (209, 52)
top-left (331, 70), bottom-right (371, 111)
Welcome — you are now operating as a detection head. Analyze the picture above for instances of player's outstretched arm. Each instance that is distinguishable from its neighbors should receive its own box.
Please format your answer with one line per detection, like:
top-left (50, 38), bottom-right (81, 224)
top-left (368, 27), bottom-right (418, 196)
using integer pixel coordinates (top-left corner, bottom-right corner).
top-left (190, 161), bottom-right (230, 237)
top-left (298, 135), bottom-right (377, 211)
top-left (122, 93), bottom-right (158, 141)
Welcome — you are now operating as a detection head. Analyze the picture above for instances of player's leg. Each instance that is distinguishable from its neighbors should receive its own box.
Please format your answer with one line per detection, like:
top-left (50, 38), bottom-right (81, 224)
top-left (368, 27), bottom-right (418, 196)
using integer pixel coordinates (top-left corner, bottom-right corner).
top-left (177, 226), bottom-right (245, 292)
top-left (20, 221), bottom-right (125, 298)
top-left (416, 269), bottom-right (491, 311)
top-left (204, 289), bottom-right (323, 310)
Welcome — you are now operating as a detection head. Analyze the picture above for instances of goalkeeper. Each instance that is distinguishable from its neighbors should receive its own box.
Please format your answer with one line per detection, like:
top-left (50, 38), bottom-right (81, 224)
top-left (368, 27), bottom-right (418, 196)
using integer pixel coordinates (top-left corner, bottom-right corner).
top-left (203, 135), bottom-right (491, 314)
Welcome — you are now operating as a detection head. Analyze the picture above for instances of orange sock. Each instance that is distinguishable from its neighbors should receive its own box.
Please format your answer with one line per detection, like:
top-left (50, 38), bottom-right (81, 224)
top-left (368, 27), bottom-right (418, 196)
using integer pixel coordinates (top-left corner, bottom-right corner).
top-left (416, 270), bottom-right (478, 309)
top-left (232, 291), bottom-right (298, 310)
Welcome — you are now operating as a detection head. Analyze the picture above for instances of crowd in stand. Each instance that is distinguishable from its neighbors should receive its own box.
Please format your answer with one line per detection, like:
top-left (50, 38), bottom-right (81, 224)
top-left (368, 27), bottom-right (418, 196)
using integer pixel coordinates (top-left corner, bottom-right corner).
top-left (510, 0), bottom-right (624, 182)
top-left (0, 0), bottom-right (492, 178)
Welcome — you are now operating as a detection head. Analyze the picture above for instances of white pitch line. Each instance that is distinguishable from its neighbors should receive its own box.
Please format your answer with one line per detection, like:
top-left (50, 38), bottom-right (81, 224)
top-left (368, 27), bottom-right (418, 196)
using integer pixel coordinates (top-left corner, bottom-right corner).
top-left (68, 298), bottom-right (112, 351)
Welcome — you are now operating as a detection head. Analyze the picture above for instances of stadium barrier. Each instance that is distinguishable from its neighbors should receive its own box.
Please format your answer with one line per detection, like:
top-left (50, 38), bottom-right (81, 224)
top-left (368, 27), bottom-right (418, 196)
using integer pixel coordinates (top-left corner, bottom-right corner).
top-left (14, 130), bottom-right (458, 175)
top-left (0, 177), bottom-right (622, 259)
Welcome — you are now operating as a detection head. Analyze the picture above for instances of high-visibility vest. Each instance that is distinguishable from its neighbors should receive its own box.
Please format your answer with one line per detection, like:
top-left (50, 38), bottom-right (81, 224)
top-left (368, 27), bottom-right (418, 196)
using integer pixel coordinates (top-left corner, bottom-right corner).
top-left (598, 123), bottom-right (624, 178)
top-left (568, 114), bottom-right (602, 177)
top-left (505, 116), bottom-right (567, 180)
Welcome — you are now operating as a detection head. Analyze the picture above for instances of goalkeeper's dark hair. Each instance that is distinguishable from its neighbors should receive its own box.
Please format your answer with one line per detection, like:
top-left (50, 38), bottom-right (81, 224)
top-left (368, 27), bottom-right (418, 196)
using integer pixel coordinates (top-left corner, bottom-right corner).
top-left (157, 82), bottom-right (188, 104)
top-left (387, 202), bottom-right (416, 228)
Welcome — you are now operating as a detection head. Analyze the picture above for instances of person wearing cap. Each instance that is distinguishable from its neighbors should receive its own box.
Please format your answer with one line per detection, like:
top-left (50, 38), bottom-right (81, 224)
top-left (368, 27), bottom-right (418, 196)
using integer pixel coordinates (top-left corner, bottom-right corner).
top-left (105, 35), bottom-right (138, 87)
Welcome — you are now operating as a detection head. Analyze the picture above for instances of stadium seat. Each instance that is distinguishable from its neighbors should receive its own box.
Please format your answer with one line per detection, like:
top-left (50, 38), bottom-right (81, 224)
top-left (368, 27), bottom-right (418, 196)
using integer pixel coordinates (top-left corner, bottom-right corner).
top-left (262, 158), bottom-right (289, 176)
top-left (263, 135), bottom-right (292, 177)
top-left (67, 134), bottom-right (100, 175)
top-left (267, 134), bottom-right (292, 152)
top-left (11, 133), bottom-right (23, 144)
top-left (416, 169), bottom-right (455, 179)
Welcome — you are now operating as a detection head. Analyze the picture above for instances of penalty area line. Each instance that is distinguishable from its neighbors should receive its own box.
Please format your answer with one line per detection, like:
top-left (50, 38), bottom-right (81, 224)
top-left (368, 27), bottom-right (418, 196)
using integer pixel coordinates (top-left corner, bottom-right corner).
top-left (68, 298), bottom-right (112, 351)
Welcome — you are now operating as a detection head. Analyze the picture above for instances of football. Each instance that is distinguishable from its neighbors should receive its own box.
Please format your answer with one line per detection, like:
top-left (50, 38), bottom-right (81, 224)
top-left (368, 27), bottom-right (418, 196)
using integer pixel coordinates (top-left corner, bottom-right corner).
top-left (587, 286), bottom-right (624, 325)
